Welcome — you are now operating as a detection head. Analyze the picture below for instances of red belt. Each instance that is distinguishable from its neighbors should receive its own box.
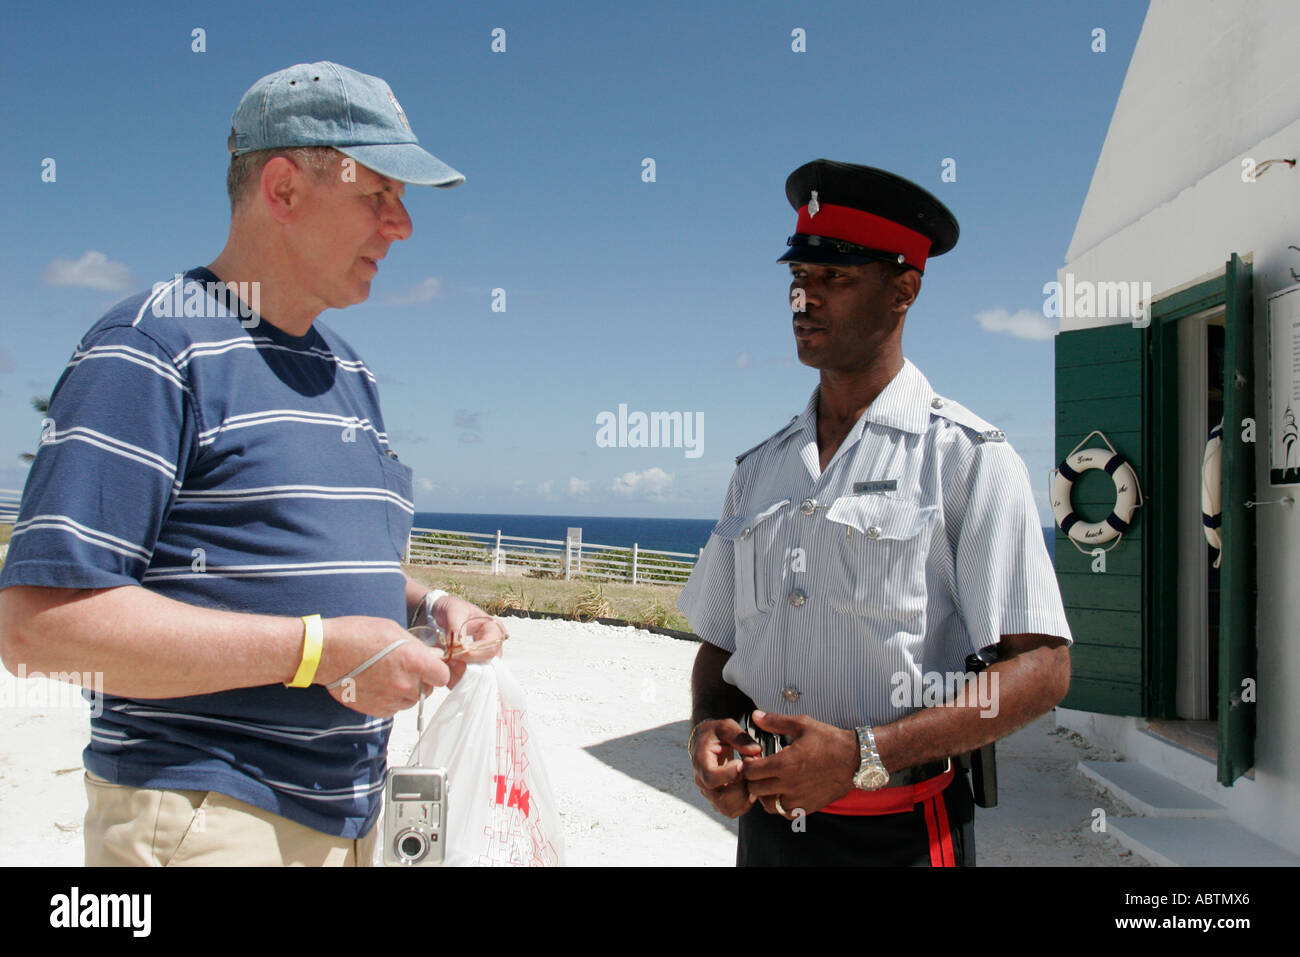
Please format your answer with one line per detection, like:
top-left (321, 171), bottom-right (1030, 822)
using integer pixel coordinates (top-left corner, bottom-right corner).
top-left (820, 765), bottom-right (955, 816)
top-left (819, 765), bottom-right (958, 866)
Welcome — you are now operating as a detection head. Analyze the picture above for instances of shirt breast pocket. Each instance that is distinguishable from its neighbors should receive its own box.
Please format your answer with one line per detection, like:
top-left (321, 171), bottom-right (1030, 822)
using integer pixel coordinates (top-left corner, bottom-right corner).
top-left (376, 452), bottom-right (415, 560)
top-left (823, 496), bottom-right (937, 630)
top-left (711, 499), bottom-right (790, 622)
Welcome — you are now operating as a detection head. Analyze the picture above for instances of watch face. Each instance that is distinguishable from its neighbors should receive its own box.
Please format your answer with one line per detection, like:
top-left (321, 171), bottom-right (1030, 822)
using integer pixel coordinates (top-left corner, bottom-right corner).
top-left (855, 767), bottom-right (889, 790)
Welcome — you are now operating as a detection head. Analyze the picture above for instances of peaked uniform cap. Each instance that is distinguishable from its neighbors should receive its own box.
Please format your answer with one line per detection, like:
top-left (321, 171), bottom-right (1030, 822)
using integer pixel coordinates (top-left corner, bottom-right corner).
top-left (778, 159), bottom-right (958, 271)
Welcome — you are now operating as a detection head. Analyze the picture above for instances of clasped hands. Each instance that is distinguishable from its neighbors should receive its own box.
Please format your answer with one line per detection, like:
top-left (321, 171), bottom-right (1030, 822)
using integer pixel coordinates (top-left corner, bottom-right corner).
top-left (689, 710), bottom-right (860, 819)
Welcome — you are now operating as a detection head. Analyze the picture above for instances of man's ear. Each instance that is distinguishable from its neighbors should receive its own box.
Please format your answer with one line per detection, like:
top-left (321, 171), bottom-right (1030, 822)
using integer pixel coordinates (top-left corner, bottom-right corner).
top-left (259, 156), bottom-right (305, 224)
top-left (891, 268), bottom-right (922, 313)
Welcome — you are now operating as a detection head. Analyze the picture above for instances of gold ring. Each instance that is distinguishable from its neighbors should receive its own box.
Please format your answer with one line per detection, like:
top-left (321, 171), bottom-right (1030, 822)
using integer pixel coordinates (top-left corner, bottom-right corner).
top-left (775, 797), bottom-right (787, 816)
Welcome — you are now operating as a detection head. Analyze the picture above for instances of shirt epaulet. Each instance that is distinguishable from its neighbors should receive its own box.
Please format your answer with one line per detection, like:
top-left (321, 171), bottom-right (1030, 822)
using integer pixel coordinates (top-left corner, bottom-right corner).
top-left (736, 414), bottom-right (801, 465)
top-left (928, 396), bottom-right (1005, 443)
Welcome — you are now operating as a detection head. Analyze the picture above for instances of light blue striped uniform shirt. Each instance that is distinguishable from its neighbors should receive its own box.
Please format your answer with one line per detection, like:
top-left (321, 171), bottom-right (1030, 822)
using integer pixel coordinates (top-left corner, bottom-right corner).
top-left (0, 267), bottom-right (413, 838)
top-left (678, 359), bottom-right (1072, 731)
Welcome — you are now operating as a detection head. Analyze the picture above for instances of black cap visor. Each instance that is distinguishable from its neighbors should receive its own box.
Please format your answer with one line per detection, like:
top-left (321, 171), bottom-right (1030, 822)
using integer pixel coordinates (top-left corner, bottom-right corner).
top-left (777, 234), bottom-right (919, 270)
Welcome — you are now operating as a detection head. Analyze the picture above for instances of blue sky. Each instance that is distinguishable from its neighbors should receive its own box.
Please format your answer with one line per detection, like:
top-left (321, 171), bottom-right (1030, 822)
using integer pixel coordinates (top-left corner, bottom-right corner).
top-left (1, 0), bottom-right (1149, 521)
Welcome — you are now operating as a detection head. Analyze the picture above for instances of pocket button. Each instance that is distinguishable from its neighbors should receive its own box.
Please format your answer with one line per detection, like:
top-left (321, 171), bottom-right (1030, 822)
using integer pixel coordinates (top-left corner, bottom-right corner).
top-left (799, 498), bottom-right (817, 515)
top-left (866, 525), bottom-right (882, 539)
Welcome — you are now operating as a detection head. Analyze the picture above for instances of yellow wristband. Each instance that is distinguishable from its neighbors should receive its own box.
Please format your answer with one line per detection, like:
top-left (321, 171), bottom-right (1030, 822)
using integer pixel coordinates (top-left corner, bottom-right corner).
top-left (286, 614), bottom-right (324, 688)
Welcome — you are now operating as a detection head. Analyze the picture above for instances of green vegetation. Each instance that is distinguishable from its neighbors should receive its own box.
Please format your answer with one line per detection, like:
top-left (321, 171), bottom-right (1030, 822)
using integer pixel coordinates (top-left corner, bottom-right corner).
top-left (405, 564), bottom-right (693, 633)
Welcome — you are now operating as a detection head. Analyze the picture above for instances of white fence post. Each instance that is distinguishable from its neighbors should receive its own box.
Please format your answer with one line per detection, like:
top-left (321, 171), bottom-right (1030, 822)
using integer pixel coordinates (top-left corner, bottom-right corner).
top-left (631, 543), bottom-right (638, 584)
top-left (493, 529), bottom-right (502, 575)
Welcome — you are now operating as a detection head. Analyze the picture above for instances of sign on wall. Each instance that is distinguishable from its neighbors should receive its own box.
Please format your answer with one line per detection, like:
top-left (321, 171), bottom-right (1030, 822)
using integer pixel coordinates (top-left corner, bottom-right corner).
top-left (1268, 284), bottom-right (1300, 485)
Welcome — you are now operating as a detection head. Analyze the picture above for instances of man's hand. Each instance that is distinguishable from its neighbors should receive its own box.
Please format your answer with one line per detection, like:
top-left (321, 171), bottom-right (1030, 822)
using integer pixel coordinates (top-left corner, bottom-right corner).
top-left (689, 718), bottom-right (762, 818)
top-left (741, 710), bottom-right (859, 817)
top-left (428, 594), bottom-right (506, 687)
top-left (316, 616), bottom-right (450, 718)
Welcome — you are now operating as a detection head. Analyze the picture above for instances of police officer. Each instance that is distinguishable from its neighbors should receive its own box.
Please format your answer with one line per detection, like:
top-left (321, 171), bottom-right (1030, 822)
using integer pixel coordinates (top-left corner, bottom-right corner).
top-left (678, 159), bottom-right (1073, 866)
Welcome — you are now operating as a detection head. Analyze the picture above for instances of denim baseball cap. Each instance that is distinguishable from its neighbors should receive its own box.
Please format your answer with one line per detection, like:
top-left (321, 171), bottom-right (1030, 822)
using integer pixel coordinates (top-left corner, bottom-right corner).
top-left (227, 61), bottom-right (464, 187)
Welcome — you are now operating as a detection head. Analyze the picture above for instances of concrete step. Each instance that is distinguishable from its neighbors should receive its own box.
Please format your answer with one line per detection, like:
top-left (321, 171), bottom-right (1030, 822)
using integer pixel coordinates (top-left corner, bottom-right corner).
top-left (1079, 760), bottom-right (1300, 866)
top-left (1106, 816), bottom-right (1300, 867)
top-left (1079, 761), bottom-right (1227, 818)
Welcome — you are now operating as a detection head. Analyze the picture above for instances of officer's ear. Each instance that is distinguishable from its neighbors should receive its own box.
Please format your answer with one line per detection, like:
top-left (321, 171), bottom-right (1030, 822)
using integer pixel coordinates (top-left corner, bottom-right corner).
top-left (886, 264), bottom-right (922, 313)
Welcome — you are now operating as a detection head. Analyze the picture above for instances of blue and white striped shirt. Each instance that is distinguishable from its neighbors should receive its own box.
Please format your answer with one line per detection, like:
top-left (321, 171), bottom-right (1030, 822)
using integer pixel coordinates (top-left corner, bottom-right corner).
top-left (678, 359), bottom-right (1072, 730)
top-left (0, 267), bottom-right (414, 838)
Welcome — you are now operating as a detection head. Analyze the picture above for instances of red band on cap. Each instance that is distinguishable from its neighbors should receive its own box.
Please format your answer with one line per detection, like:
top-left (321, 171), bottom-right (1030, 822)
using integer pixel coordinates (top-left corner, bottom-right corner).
top-left (795, 202), bottom-right (932, 270)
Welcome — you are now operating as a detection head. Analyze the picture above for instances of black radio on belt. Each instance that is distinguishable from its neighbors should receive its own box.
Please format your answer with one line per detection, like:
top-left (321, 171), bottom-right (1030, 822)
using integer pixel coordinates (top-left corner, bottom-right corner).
top-left (960, 652), bottom-right (999, 809)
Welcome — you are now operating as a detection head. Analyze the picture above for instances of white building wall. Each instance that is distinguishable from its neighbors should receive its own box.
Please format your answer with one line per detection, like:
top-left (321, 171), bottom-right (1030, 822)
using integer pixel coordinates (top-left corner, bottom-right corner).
top-left (1067, 0), bottom-right (1300, 262)
top-left (1058, 100), bottom-right (1300, 856)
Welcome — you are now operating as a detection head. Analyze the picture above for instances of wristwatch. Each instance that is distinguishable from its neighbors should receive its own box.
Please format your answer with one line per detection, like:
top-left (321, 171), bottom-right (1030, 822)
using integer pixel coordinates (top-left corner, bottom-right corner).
top-left (853, 725), bottom-right (890, 790)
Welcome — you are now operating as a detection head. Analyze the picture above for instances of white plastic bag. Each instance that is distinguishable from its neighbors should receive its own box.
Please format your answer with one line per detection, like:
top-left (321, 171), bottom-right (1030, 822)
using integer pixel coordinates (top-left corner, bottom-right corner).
top-left (410, 658), bottom-right (564, 866)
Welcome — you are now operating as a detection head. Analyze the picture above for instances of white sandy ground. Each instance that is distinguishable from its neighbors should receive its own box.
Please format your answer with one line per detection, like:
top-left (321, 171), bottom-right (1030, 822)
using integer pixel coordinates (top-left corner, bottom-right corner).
top-left (0, 617), bottom-right (1145, 866)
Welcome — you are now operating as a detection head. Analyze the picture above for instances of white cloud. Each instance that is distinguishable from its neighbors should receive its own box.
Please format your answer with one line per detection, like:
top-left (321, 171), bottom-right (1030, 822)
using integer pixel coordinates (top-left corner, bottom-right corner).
top-left (41, 251), bottom-right (131, 291)
top-left (735, 351), bottom-right (750, 369)
top-left (974, 307), bottom-right (1056, 341)
top-left (537, 480), bottom-right (554, 498)
top-left (417, 477), bottom-right (435, 492)
top-left (568, 477), bottom-right (591, 496)
top-left (388, 277), bottom-right (443, 305)
top-left (611, 467), bottom-right (674, 500)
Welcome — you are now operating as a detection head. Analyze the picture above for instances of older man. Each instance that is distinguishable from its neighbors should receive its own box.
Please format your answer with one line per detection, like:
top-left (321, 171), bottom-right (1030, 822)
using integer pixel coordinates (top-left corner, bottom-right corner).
top-left (680, 159), bottom-right (1073, 866)
top-left (0, 62), bottom-right (495, 866)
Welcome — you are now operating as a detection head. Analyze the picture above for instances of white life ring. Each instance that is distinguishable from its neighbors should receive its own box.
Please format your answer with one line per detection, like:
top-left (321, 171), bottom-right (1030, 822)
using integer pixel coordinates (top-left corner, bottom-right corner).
top-left (1202, 422), bottom-right (1222, 568)
top-left (1051, 447), bottom-right (1140, 546)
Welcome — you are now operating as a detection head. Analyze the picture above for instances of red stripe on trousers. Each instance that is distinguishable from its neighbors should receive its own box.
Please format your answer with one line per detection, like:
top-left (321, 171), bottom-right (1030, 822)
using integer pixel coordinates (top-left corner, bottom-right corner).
top-left (923, 797), bottom-right (941, 866)
top-left (924, 794), bottom-right (955, 867)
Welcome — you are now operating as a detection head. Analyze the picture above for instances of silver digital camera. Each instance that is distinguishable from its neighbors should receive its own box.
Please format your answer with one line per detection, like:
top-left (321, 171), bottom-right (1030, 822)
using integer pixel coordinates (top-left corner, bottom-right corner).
top-left (383, 767), bottom-right (447, 866)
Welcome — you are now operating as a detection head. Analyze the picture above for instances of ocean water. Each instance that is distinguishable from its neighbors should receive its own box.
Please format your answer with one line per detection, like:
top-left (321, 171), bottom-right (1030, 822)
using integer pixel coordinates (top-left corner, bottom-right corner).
top-left (414, 511), bottom-right (1058, 561)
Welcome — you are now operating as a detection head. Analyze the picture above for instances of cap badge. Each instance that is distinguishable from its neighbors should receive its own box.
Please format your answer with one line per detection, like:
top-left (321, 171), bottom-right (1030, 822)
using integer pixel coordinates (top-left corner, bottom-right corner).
top-left (808, 190), bottom-right (820, 218)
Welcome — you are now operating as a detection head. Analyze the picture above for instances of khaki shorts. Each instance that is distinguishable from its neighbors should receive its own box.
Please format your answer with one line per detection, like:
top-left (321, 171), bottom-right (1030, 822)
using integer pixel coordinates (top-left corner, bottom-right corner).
top-left (83, 770), bottom-right (377, 867)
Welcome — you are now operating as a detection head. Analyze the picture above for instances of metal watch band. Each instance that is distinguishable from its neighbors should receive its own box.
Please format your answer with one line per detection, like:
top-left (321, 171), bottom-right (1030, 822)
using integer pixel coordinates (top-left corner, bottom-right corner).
top-left (854, 724), bottom-right (890, 790)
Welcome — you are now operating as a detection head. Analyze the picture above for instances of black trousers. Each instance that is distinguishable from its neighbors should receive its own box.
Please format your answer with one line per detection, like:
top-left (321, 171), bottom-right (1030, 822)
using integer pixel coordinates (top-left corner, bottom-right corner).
top-left (736, 770), bottom-right (976, 867)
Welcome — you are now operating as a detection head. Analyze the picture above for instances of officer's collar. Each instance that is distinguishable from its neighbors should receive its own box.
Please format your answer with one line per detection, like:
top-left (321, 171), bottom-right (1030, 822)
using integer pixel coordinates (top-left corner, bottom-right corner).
top-left (785, 358), bottom-right (933, 444)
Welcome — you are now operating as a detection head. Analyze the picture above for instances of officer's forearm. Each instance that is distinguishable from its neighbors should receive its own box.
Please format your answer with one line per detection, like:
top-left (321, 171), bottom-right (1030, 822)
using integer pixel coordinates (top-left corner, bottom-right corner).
top-left (872, 636), bottom-right (1070, 774)
top-left (690, 642), bottom-right (755, 726)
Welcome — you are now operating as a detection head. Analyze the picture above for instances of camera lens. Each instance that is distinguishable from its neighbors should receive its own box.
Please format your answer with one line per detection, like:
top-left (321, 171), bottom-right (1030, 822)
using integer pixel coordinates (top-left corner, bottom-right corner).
top-left (396, 829), bottom-right (428, 864)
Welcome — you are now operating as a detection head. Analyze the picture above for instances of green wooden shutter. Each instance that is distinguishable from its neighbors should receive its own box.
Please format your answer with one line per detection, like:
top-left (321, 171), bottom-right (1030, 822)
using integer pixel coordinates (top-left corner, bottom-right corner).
top-left (1055, 324), bottom-right (1147, 715)
top-left (1218, 253), bottom-right (1255, 785)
